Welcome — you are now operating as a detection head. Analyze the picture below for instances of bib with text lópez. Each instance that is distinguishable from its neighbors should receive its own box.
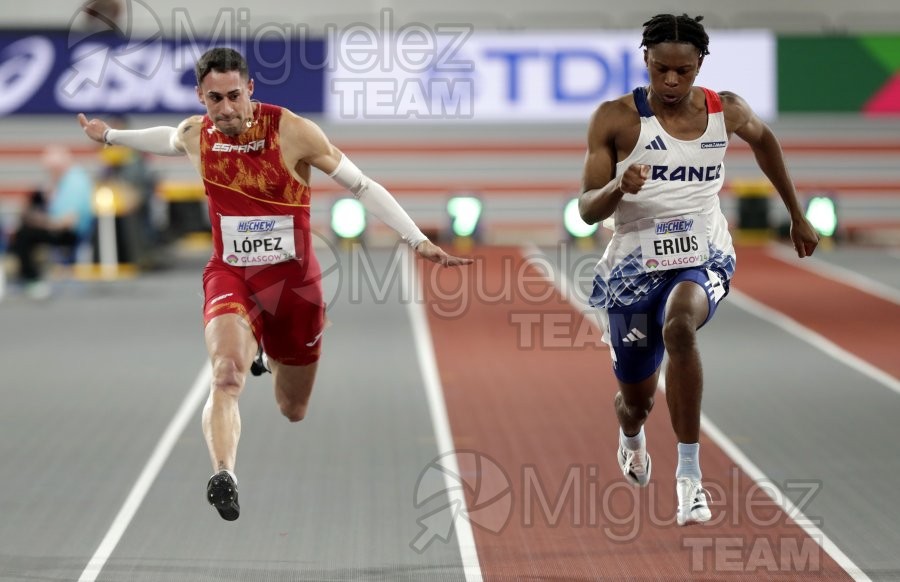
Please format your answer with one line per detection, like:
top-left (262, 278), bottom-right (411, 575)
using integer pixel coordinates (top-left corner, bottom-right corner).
top-left (639, 215), bottom-right (709, 271)
top-left (221, 215), bottom-right (296, 266)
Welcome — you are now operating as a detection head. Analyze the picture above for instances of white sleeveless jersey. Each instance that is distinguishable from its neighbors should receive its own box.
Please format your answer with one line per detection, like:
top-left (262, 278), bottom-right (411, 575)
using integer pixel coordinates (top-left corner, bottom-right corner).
top-left (591, 87), bottom-right (736, 308)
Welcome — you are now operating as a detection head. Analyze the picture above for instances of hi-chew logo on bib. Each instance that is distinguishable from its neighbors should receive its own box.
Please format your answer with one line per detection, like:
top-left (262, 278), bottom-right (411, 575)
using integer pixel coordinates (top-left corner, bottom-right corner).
top-left (221, 215), bottom-right (296, 266)
top-left (639, 215), bottom-right (708, 271)
top-left (656, 218), bottom-right (694, 234)
top-left (237, 218), bottom-right (276, 232)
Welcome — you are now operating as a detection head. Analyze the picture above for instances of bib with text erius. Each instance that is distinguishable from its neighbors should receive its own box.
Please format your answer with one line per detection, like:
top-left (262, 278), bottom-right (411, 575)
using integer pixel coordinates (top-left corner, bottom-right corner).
top-left (639, 215), bottom-right (709, 271)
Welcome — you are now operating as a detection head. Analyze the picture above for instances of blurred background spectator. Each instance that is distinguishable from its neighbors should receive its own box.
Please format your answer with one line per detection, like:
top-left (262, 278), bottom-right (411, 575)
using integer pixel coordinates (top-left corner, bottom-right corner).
top-left (9, 146), bottom-right (95, 299)
top-left (97, 115), bottom-right (165, 269)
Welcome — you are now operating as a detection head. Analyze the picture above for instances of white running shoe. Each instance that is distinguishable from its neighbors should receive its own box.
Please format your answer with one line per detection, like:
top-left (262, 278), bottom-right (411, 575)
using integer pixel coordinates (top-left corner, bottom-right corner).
top-left (618, 442), bottom-right (651, 487)
top-left (676, 478), bottom-right (711, 526)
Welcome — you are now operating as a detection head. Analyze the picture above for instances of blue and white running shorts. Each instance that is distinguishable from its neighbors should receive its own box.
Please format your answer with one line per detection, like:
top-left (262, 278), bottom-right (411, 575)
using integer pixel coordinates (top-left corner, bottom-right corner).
top-left (595, 267), bottom-right (727, 384)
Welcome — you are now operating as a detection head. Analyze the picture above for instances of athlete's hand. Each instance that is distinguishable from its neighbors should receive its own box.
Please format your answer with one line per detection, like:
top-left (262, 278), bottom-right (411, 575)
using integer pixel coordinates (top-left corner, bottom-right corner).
top-left (77, 113), bottom-right (110, 144)
top-left (415, 240), bottom-right (474, 267)
top-left (618, 164), bottom-right (650, 195)
top-left (790, 216), bottom-right (820, 258)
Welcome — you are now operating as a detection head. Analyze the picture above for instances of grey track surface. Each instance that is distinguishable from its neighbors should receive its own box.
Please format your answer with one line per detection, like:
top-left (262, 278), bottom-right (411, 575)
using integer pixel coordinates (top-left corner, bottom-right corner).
top-left (0, 249), bottom-right (465, 582)
top-left (553, 243), bottom-right (900, 582)
top-left (801, 246), bottom-right (900, 291)
top-left (0, 270), bottom-right (207, 582)
top-left (700, 301), bottom-right (900, 582)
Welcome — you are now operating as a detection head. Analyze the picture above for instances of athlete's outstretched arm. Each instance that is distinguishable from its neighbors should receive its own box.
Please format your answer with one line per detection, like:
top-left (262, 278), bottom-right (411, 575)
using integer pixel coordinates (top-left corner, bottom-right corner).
top-left (579, 101), bottom-right (648, 225)
top-left (722, 92), bottom-right (819, 257)
top-left (77, 113), bottom-right (188, 156)
top-left (292, 116), bottom-right (472, 267)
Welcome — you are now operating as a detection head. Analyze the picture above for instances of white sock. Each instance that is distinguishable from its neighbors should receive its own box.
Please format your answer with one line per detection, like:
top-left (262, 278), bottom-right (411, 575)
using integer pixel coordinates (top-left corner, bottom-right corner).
top-left (620, 426), bottom-right (645, 451)
top-left (676, 442), bottom-right (701, 481)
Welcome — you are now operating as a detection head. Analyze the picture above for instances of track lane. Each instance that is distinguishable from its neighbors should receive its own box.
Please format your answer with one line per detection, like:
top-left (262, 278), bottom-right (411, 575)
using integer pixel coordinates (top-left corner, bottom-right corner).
top-left (421, 246), bottom-right (854, 581)
top-left (732, 245), bottom-right (900, 379)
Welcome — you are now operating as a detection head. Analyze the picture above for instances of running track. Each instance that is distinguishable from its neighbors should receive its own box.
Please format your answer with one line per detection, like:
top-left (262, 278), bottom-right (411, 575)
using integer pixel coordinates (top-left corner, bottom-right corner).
top-left (0, 242), bottom-right (897, 581)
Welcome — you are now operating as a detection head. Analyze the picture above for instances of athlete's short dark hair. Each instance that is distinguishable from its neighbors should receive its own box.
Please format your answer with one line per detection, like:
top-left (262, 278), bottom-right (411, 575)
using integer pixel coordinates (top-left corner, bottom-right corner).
top-left (640, 14), bottom-right (710, 56)
top-left (195, 48), bottom-right (249, 85)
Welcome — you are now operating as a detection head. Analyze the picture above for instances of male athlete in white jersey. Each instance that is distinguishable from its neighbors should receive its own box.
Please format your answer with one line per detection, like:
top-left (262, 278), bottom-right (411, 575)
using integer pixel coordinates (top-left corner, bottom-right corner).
top-left (579, 14), bottom-right (819, 525)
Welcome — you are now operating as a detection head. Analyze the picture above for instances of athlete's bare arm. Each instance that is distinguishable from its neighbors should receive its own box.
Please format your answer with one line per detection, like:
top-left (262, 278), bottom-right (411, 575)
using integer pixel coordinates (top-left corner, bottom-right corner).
top-left (721, 91), bottom-right (819, 257)
top-left (275, 110), bottom-right (340, 176)
top-left (579, 99), bottom-right (649, 225)
top-left (172, 116), bottom-right (205, 169)
top-left (278, 111), bottom-right (473, 267)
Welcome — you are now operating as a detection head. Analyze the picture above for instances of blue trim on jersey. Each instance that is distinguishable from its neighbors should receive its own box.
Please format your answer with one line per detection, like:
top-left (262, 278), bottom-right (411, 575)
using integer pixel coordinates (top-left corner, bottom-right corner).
top-left (707, 246), bottom-right (736, 281)
top-left (633, 87), bottom-right (654, 118)
top-left (590, 243), bottom-right (735, 308)
top-left (590, 246), bottom-right (668, 308)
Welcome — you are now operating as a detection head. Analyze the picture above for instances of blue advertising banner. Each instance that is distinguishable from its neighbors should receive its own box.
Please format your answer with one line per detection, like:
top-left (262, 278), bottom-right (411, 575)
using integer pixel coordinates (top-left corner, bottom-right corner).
top-left (0, 30), bottom-right (325, 115)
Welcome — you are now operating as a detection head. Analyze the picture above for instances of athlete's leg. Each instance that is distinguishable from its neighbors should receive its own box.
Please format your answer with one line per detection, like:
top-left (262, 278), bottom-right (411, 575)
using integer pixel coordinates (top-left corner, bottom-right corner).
top-left (270, 360), bottom-right (319, 422)
top-left (661, 281), bottom-right (710, 443)
top-left (257, 262), bottom-right (325, 422)
top-left (202, 313), bottom-right (257, 473)
top-left (661, 273), bottom-right (720, 525)
top-left (603, 298), bottom-right (664, 486)
top-left (604, 301), bottom-right (664, 436)
top-left (615, 371), bottom-right (659, 436)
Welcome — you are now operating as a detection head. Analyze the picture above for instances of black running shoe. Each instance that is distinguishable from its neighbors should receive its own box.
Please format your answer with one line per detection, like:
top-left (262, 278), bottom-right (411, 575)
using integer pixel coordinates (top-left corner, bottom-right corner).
top-left (250, 349), bottom-right (270, 376)
top-left (207, 471), bottom-right (240, 521)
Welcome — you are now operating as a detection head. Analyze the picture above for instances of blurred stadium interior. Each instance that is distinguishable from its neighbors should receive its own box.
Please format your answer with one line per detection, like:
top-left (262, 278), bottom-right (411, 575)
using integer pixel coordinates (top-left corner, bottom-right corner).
top-left (9, 0), bottom-right (900, 34)
top-left (2, 0), bottom-right (899, 266)
top-left (2, 4), bottom-right (900, 582)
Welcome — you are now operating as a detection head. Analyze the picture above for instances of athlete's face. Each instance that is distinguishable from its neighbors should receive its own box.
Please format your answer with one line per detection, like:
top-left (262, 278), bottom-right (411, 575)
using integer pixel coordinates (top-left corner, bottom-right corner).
top-left (644, 43), bottom-right (703, 107)
top-left (197, 70), bottom-right (255, 136)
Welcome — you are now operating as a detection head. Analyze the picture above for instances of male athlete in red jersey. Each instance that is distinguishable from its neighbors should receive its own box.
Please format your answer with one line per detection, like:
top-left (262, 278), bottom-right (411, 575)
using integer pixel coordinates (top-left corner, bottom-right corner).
top-left (78, 47), bottom-right (471, 521)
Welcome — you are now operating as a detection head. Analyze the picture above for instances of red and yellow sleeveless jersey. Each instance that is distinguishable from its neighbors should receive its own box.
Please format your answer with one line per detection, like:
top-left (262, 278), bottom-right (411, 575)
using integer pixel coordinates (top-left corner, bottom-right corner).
top-left (200, 103), bottom-right (311, 263)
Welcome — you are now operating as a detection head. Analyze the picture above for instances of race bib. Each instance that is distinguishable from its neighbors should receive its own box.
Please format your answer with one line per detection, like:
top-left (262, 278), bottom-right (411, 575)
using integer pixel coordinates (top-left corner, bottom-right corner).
top-left (221, 215), bottom-right (296, 266)
top-left (639, 215), bottom-right (708, 271)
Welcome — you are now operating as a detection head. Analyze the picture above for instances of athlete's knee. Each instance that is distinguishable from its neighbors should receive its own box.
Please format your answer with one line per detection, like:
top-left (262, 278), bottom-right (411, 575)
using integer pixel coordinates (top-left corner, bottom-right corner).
top-left (615, 391), bottom-right (653, 422)
top-left (210, 357), bottom-right (246, 397)
top-left (276, 386), bottom-right (312, 422)
top-left (279, 401), bottom-right (308, 423)
top-left (662, 314), bottom-right (699, 355)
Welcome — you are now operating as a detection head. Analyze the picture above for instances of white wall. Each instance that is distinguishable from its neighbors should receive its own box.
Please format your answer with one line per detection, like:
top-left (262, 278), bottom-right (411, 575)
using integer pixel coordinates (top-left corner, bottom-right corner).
top-left (6, 0), bottom-right (900, 34)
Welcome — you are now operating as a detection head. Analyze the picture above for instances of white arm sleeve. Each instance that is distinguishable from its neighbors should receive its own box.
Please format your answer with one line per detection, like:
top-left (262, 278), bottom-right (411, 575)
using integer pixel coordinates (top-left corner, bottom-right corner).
top-left (328, 154), bottom-right (428, 248)
top-left (103, 126), bottom-right (182, 156)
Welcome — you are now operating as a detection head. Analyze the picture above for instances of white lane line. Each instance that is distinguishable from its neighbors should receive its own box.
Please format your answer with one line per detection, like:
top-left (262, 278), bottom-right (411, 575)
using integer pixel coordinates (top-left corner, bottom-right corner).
top-left (78, 361), bottom-right (212, 582)
top-left (522, 245), bottom-right (872, 582)
top-left (657, 377), bottom-right (873, 582)
top-left (729, 290), bottom-right (900, 396)
top-left (404, 252), bottom-right (483, 582)
top-left (767, 244), bottom-right (900, 306)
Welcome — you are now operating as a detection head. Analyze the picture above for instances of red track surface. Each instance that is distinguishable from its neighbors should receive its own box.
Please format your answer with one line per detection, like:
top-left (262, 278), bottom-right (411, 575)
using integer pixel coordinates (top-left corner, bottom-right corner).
top-left (732, 246), bottom-right (900, 379)
top-left (420, 247), bottom-right (853, 581)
